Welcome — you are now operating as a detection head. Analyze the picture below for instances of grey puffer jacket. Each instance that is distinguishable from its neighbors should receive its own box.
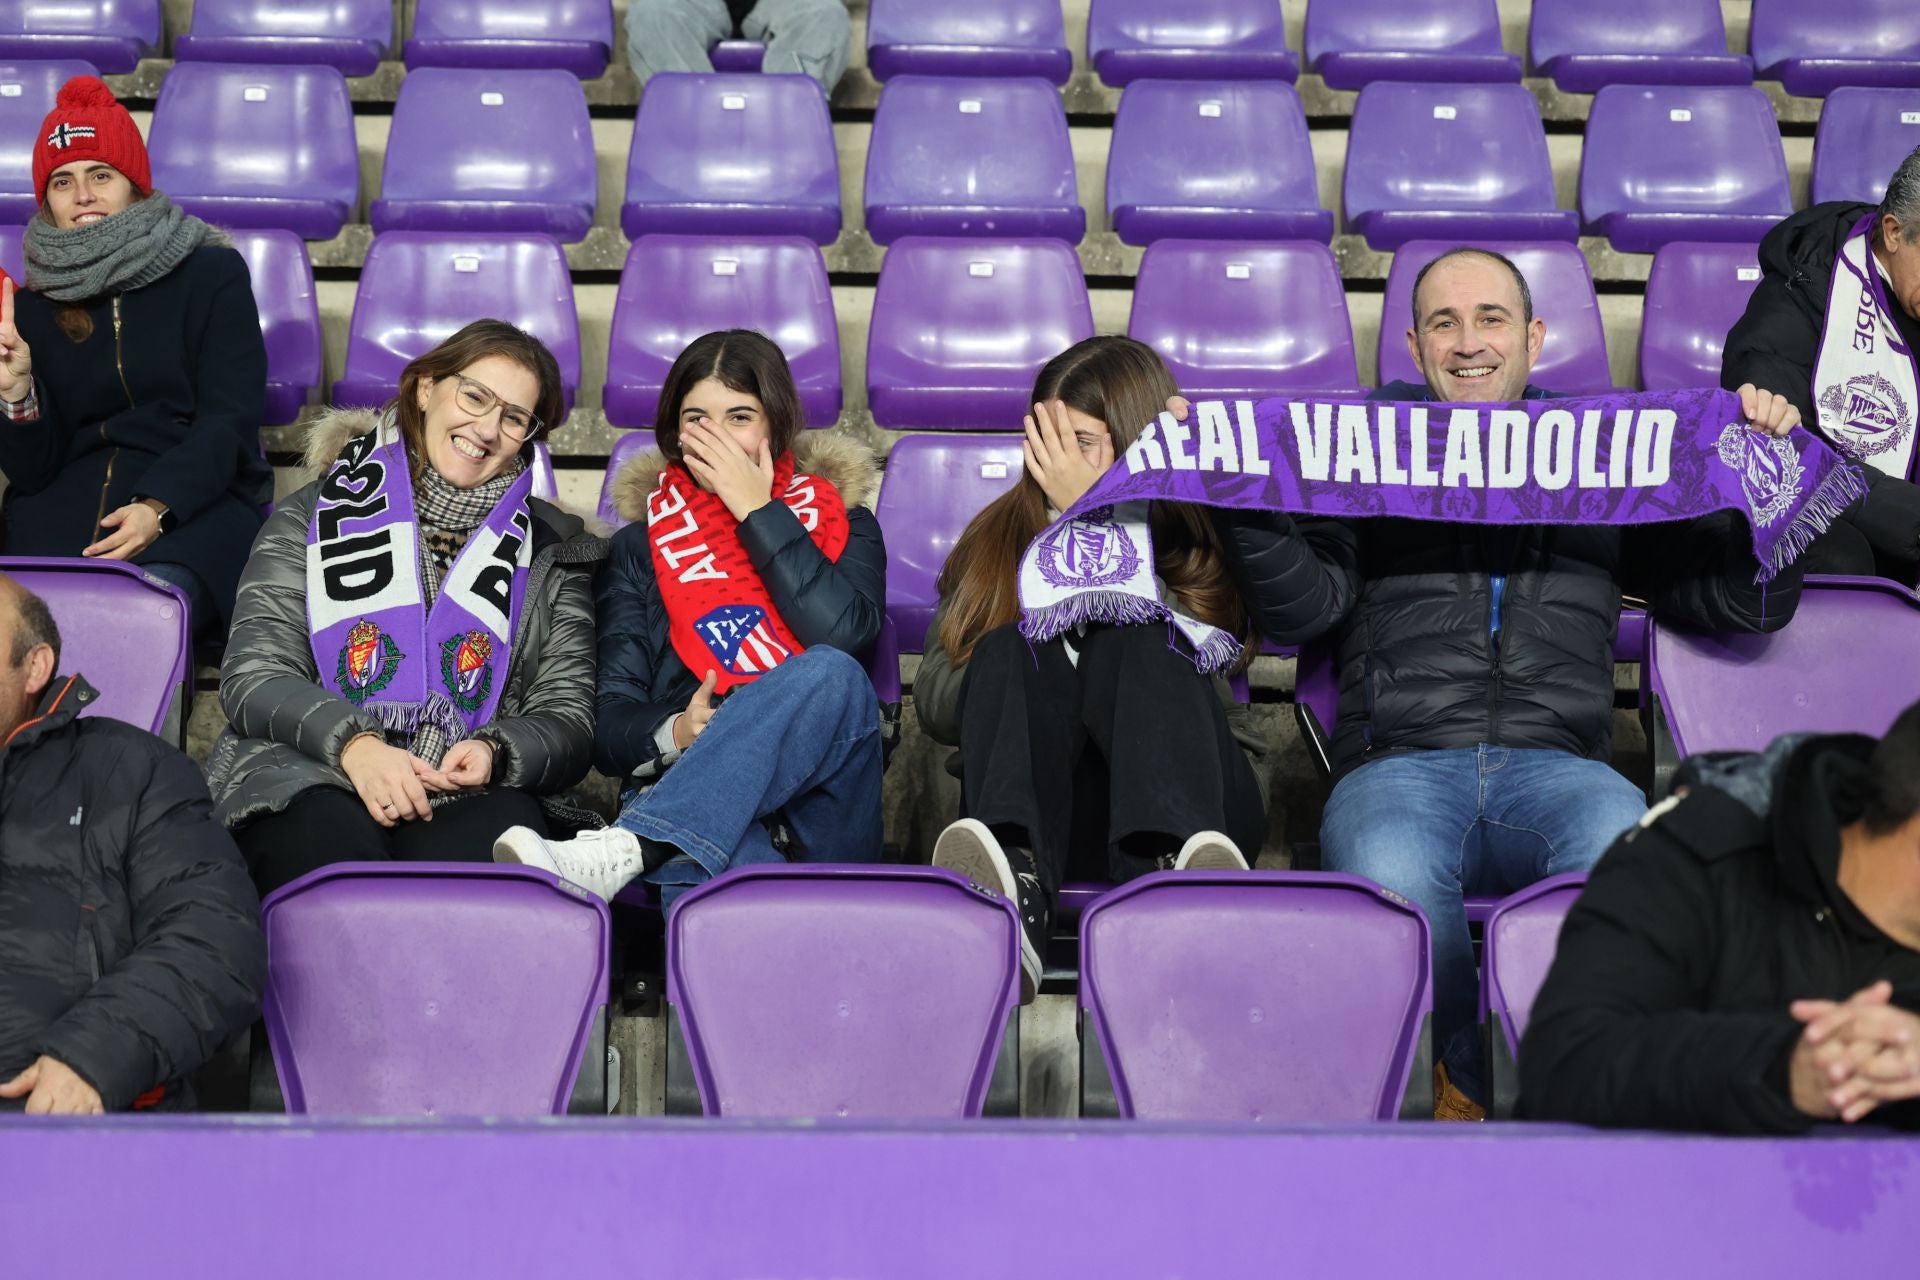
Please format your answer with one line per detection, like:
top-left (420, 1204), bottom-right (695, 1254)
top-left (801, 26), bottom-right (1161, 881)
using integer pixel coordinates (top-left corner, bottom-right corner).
top-left (206, 409), bottom-right (607, 829)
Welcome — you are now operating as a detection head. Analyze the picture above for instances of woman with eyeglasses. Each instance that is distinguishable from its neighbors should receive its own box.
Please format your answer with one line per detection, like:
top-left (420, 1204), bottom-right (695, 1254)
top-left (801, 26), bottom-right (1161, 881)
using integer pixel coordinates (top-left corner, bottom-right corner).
top-left (208, 320), bottom-right (606, 894)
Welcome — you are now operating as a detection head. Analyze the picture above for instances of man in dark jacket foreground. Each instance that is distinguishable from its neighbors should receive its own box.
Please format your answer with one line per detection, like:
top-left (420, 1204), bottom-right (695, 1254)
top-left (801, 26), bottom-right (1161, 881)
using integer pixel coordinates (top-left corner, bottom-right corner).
top-left (1522, 700), bottom-right (1920, 1133)
top-left (1249, 248), bottom-right (1807, 1118)
top-left (1722, 145), bottom-right (1920, 579)
top-left (0, 574), bottom-right (263, 1114)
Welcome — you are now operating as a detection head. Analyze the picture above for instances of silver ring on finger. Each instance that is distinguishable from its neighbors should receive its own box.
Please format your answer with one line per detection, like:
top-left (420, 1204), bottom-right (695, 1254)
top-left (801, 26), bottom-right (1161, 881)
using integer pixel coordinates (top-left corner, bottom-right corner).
top-left (381, 802), bottom-right (397, 812)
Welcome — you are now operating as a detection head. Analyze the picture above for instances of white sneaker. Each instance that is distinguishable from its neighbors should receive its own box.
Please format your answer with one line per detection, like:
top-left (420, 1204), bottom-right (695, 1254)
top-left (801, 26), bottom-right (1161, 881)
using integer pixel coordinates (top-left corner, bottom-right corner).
top-left (933, 818), bottom-right (1044, 1004)
top-left (494, 825), bottom-right (647, 903)
top-left (1173, 830), bottom-right (1250, 872)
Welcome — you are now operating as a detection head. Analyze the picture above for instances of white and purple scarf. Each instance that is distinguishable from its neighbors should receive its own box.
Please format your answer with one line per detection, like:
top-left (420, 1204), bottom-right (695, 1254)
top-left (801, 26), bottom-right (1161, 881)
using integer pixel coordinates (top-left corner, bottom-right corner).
top-left (307, 423), bottom-right (534, 749)
top-left (1021, 389), bottom-right (1865, 672)
top-left (1813, 213), bottom-right (1919, 483)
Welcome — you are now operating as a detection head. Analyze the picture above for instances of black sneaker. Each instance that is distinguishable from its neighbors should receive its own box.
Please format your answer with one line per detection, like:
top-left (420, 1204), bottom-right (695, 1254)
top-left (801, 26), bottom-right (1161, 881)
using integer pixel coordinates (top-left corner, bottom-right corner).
top-left (932, 818), bottom-right (1047, 1002)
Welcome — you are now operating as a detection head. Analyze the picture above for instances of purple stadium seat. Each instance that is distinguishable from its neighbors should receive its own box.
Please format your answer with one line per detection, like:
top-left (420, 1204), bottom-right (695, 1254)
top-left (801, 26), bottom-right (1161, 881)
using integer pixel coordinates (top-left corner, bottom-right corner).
top-left (1130, 240), bottom-right (1360, 400)
top-left (1079, 871), bottom-right (1432, 1120)
top-left (1812, 87), bottom-right (1920, 206)
top-left (404, 0), bottom-right (613, 78)
top-left (1342, 83), bottom-right (1576, 251)
top-left (1647, 576), bottom-right (1920, 779)
top-left (228, 229), bottom-right (321, 426)
top-left (529, 440), bottom-right (558, 501)
top-left (261, 863), bottom-right (609, 1116)
top-left (333, 233), bottom-right (581, 412)
top-left (174, 0), bottom-right (392, 75)
top-left (709, 39), bottom-right (763, 72)
top-left (1579, 85), bottom-right (1792, 254)
top-left (622, 72), bottom-right (839, 244)
top-left (0, 0), bottom-right (156, 73)
top-left (370, 68), bottom-right (596, 241)
top-left (667, 865), bottom-right (1021, 1118)
top-left (1086, 0), bottom-right (1297, 87)
top-left (0, 60), bottom-right (96, 224)
top-left (0, 222), bottom-right (22, 277)
top-left (866, 237), bottom-right (1093, 430)
top-left (1304, 0), bottom-right (1519, 91)
top-left (1749, 0), bottom-right (1920, 100)
top-left (1106, 80), bottom-right (1330, 246)
top-left (1377, 240), bottom-right (1611, 395)
top-left (867, 0), bottom-right (1070, 83)
top-left (148, 63), bottom-right (359, 240)
top-left (863, 75), bottom-right (1082, 245)
top-left (1638, 241), bottom-right (1762, 391)
top-left (1527, 0), bottom-right (1750, 93)
top-left (874, 433), bottom-right (1023, 650)
top-left (0, 556), bottom-right (191, 743)
top-left (595, 428), bottom-right (656, 528)
top-left (1481, 872), bottom-right (1586, 1117)
top-left (602, 235), bottom-right (840, 429)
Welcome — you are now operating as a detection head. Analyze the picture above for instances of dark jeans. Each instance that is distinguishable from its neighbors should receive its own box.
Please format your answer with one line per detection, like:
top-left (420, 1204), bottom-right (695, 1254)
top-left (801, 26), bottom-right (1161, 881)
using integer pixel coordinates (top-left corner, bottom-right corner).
top-left (239, 784), bottom-right (549, 896)
top-left (955, 622), bottom-right (1266, 909)
top-left (141, 559), bottom-right (219, 643)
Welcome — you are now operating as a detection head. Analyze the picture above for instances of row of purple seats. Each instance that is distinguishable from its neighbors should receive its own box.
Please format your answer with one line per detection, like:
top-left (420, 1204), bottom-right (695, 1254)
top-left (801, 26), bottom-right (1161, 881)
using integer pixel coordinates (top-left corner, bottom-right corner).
top-left (0, 0), bottom-right (613, 78)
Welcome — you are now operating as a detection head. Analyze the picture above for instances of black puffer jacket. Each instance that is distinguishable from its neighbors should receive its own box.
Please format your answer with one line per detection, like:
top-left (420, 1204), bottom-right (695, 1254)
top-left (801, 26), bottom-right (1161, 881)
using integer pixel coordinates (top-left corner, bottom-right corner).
top-left (0, 674), bottom-right (265, 1112)
top-left (1722, 201), bottom-right (1920, 564)
top-left (1242, 382), bottom-right (1802, 781)
top-left (1520, 733), bottom-right (1920, 1134)
top-left (594, 432), bottom-right (886, 781)
top-left (0, 245), bottom-right (272, 622)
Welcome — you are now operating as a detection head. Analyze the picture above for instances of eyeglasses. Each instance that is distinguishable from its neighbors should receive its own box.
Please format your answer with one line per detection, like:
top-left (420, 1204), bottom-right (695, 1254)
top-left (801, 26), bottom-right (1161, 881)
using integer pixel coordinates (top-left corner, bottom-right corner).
top-left (451, 375), bottom-right (542, 442)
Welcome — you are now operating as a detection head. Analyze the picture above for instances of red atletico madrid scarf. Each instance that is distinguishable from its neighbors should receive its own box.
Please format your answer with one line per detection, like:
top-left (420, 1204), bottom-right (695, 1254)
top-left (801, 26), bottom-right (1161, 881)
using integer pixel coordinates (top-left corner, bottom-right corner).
top-left (648, 452), bottom-right (851, 694)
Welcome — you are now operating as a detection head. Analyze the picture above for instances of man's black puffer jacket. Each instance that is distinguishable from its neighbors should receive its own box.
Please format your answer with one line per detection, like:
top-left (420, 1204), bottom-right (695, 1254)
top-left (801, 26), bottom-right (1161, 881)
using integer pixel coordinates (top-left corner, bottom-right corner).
top-left (1243, 382), bottom-right (1803, 781)
top-left (0, 674), bottom-right (265, 1111)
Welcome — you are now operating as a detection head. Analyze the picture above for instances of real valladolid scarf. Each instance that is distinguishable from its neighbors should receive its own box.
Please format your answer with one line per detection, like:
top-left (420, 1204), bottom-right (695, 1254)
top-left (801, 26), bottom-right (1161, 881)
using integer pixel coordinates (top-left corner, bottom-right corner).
top-left (1813, 213), bottom-right (1919, 483)
top-left (1020, 388), bottom-right (1867, 672)
top-left (648, 453), bottom-right (850, 694)
top-left (307, 422), bottom-right (535, 749)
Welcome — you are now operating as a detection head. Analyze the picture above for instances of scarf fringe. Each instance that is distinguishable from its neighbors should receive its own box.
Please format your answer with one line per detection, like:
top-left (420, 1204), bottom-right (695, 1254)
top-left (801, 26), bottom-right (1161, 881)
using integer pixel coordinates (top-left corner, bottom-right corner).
top-left (1020, 589), bottom-right (1170, 645)
top-left (1756, 463), bottom-right (1870, 582)
top-left (1181, 622), bottom-right (1245, 675)
top-left (359, 700), bottom-right (424, 734)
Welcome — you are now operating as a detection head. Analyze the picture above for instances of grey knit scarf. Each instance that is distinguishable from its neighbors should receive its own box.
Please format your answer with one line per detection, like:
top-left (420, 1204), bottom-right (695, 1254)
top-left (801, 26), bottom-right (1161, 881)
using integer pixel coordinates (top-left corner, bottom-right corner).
top-left (22, 192), bottom-right (227, 302)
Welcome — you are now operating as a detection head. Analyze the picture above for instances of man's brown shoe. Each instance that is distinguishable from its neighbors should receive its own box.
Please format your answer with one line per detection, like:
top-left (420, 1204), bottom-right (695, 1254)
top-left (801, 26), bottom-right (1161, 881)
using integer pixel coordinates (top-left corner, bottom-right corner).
top-left (1434, 1063), bottom-right (1486, 1122)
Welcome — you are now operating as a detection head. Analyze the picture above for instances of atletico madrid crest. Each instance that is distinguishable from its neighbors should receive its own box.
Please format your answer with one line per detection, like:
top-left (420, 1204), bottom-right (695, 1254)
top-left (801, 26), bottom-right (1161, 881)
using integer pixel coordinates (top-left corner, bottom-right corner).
top-left (336, 620), bottom-right (401, 705)
top-left (440, 629), bottom-right (495, 713)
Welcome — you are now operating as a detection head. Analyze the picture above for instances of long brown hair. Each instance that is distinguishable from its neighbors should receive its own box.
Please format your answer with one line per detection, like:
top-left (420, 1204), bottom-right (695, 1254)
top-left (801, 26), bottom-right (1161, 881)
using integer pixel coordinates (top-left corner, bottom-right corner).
top-left (935, 335), bottom-right (1251, 665)
top-left (654, 329), bottom-right (805, 464)
top-left (394, 319), bottom-right (565, 481)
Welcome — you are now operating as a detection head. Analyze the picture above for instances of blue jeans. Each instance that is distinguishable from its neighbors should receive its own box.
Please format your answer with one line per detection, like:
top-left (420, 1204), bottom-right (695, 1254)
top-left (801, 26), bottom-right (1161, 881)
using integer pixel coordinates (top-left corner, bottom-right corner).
top-left (625, 0), bottom-right (851, 90)
top-left (1319, 745), bottom-right (1647, 1105)
top-left (616, 645), bottom-right (883, 909)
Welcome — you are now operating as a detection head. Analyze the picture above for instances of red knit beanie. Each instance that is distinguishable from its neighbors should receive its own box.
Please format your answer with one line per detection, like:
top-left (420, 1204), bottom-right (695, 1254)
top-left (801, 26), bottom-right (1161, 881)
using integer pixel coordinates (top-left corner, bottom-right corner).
top-left (33, 76), bottom-right (151, 204)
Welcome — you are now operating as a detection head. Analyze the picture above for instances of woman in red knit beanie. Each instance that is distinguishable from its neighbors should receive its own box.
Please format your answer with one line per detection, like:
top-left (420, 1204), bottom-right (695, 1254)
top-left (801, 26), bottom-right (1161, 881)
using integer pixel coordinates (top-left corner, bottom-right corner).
top-left (0, 75), bottom-right (268, 643)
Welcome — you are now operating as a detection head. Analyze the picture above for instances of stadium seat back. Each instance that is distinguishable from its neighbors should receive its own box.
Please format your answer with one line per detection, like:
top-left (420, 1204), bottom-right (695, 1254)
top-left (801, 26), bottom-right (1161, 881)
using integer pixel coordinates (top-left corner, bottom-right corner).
top-left (1638, 241), bottom-right (1762, 392)
top-left (148, 62), bottom-right (359, 239)
top-left (864, 74), bottom-right (1082, 245)
top-left (622, 72), bottom-right (840, 244)
top-left (0, 0), bottom-right (158, 72)
top-left (1305, 0), bottom-right (1519, 91)
top-left (1342, 82), bottom-right (1576, 250)
top-left (1377, 239), bottom-right (1611, 394)
top-left (1527, 0), bottom-right (1750, 94)
top-left (261, 863), bottom-right (609, 1116)
top-left (1106, 79), bottom-right (1330, 246)
top-left (175, 0), bottom-right (393, 75)
top-left (334, 232), bottom-right (581, 411)
top-left (1811, 87), bottom-right (1920, 206)
top-left (1749, 0), bottom-right (1920, 99)
top-left (1579, 85), bottom-right (1791, 253)
top-left (866, 0), bottom-right (1071, 83)
top-left (595, 428), bottom-right (658, 529)
top-left (874, 433), bottom-right (1024, 650)
top-left (867, 237), bottom-right (1093, 430)
top-left (0, 557), bottom-right (192, 743)
top-left (1080, 872), bottom-right (1432, 1121)
top-left (0, 59), bottom-right (98, 223)
top-left (228, 228), bottom-right (322, 426)
top-left (1087, 0), bottom-right (1296, 86)
top-left (404, 0), bottom-right (614, 77)
top-left (668, 866), bottom-right (1020, 1118)
top-left (1130, 240), bottom-right (1359, 398)
top-left (371, 67), bottom-right (596, 242)
top-left (1482, 873), bottom-right (1588, 1097)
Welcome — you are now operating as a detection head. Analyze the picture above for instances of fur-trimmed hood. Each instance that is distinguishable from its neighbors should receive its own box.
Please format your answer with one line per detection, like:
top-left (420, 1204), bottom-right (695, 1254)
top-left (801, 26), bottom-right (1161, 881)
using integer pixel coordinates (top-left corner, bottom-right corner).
top-left (610, 430), bottom-right (881, 523)
top-left (301, 405), bottom-right (385, 475)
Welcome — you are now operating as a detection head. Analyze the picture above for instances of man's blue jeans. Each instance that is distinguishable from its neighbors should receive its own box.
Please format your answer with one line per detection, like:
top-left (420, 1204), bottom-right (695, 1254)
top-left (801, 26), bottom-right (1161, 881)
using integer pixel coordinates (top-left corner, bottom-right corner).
top-left (615, 645), bottom-right (883, 909)
top-left (1319, 745), bottom-right (1647, 1105)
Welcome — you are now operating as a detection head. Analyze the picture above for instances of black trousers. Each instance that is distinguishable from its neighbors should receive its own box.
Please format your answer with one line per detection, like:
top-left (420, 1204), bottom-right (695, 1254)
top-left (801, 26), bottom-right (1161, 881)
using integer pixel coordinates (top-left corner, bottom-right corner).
top-left (954, 622), bottom-right (1266, 907)
top-left (239, 785), bottom-right (550, 897)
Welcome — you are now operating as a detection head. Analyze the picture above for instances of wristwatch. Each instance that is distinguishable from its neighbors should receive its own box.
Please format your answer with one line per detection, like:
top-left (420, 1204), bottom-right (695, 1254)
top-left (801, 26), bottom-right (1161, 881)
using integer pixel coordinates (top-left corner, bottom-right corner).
top-left (135, 495), bottom-right (177, 534)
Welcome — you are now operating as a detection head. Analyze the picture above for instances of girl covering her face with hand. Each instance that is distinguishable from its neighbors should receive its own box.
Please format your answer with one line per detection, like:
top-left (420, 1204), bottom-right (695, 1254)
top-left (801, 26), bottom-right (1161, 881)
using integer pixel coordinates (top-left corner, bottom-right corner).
top-left (494, 329), bottom-right (889, 907)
